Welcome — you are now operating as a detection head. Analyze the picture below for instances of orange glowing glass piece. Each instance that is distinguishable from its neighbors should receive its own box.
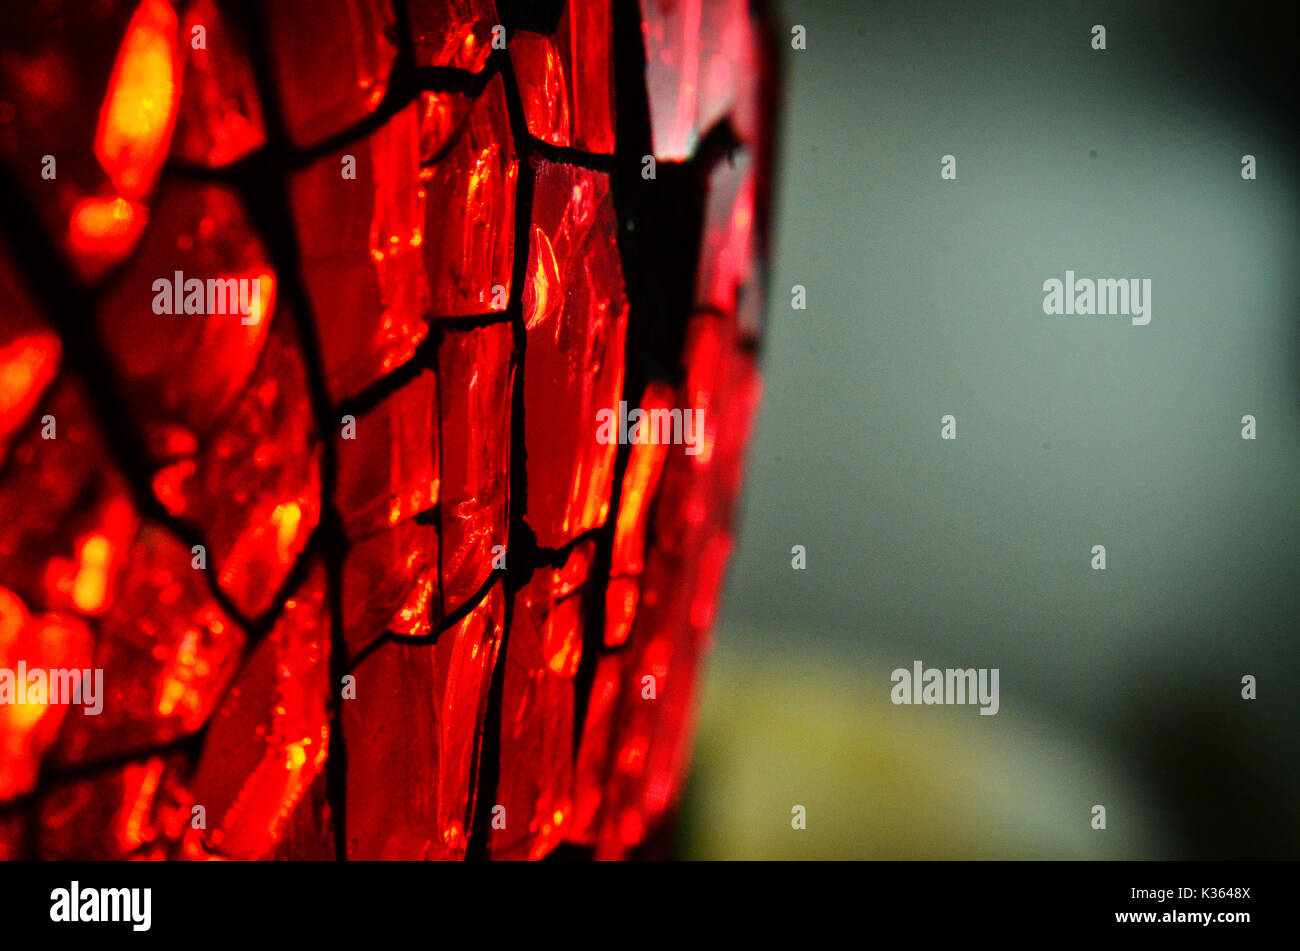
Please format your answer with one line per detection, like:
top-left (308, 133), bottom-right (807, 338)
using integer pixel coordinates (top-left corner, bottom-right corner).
top-left (603, 576), bottom-right (638, 647)
top-left (117, 756), bottom-right (165, 852)
top-left (94, 0), bottom-right (180, 200)
top-left (0, 340), bottom-right (54, 415)
top-left (70, 532), bottom-right (112, 613)
top-left (0, 332), bottom-right (60, 455)
top-left (67, 196), bottom-right (148, 262)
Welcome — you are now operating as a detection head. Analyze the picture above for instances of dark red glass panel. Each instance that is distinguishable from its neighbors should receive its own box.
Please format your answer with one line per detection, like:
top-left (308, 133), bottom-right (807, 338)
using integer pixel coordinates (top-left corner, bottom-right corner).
top-left (291, 105), bottom-right (430, 402)
top-left (97, 183), bottom-right (274, 456)
top-left (37, 753), bottom-right (191, 860)
top-left (173, 0), bottom-right (265, 167)
top-left (266, 0), bottom-right (398, 148)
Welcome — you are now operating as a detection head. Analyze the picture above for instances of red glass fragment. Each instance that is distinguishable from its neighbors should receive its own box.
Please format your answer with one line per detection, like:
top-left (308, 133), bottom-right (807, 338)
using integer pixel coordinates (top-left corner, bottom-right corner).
top-left (696, 150), bottom-right (757, 314)
top-left (587, 551), bottom-right (702, 858)
top-left (0, 255), bottom-right (60, 465)
top-left (37, 754), bottom-right (191, 859)
top-left (437, 324), bottom-right (513, 613)
top-left (522, 159), bottom-right (628, 548)
top-left (40, 490), bottom-right (138, 620)
top-left (95, 0), bottom-right (180, 201)
top-left (97, 183), bottom-right (274, 457)
top-left (155, 321), bottom-right (321, 619)
top-left (613, 384), bottom-right (674, 577)
top-left (0, 587), bottom-right (94, 802)
top-left (345, 583), bottom-right (504, 859)
top-left (173, 0), bottom-right (266, 167)
top-left (66, 197), bottom-right (149, 279)
top-left (538, 543), bottom-right (593, 679)
top-left (266, 0), bottom-right (398, 148)
top-left (653, 312), bottom-right (759, 557)
top-left (0, 1), bottom-right (181, 280)
top-left (184, 564), bottom-right (330, 859)
top-left (510, 0), bottom-right (616, 153)
top-left (509, 33), bottom-right (570, 145)
top-left (419, 90), bottom-right (474, 161)
top-left (269, 769), bottom-right (335, 860)
top-left (342, 519), bottom-right (439, 660)
top-left (81, 0), bottom-right (181, 278)
top-left (603, 576), bottom-right (638, 650)
top-left (603, 383), bottom-right (674, 647)
top-left (0, 381), bottom-right (115, 612)
top-left (638, 0), bottom-right (763, 160)
top-left (408, 0), bottom-right (500, 72)
top-left (292, 104), bottom-right (430, 402)
top-left (490, 544), bottom-right (595, 858)
top-left (55, 525), bottom-right (244, 767)
top-left (422, 75), bottom-right (517, 316)
top-left (337, 370), bottom-right (439, 539)
top-left (570, 650), bottom-right (623, 843)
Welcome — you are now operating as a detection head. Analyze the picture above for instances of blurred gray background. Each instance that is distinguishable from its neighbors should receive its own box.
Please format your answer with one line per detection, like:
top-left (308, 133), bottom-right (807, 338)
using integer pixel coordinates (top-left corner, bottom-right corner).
top-left (680, 0), bottom-right (1300, 858)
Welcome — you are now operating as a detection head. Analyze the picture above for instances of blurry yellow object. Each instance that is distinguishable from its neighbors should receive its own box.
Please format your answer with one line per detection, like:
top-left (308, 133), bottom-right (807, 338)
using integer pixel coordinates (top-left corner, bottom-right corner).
top-left (681, 629), bottom-right (1169, 860)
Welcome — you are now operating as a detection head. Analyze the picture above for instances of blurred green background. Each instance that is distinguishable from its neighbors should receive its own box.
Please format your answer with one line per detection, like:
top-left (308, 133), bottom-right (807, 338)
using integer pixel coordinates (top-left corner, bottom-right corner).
top-left (677, 0), bottom-right (1300, 859)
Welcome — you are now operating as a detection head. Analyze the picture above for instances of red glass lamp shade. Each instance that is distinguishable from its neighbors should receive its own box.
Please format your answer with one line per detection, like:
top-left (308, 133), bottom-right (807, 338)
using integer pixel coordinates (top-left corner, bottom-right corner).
top-left (0, 0), bottom-right (774, 860)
